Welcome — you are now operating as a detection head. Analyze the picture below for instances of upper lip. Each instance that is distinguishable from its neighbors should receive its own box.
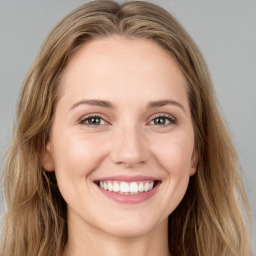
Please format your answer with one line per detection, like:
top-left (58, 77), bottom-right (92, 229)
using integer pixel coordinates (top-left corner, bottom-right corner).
top-left (94, 175), bottom-right (159, 182)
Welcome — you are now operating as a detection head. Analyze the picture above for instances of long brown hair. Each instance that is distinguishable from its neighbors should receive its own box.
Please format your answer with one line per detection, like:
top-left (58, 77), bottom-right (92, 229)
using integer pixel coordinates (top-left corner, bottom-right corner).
top-left (0, 1), bottom-right (251, 255)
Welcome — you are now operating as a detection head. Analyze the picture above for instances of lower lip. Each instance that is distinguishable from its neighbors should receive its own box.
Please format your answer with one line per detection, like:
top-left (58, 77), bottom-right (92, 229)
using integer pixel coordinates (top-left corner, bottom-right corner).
top-left (96, 182), bottom-right (160, 204)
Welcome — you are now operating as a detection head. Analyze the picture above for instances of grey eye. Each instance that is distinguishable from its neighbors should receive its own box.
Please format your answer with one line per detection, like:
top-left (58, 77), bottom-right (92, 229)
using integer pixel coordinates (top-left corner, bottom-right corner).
top-left (81, 116), bottom-right (107, 126)
top-left (150, 115), bottom-right (176, 126)
top-left (154, 117), bottom-right (169, 125)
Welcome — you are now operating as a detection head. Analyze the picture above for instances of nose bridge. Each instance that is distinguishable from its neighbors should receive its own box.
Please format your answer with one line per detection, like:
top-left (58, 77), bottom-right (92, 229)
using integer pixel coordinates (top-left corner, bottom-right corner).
top-left (110, 121), bottom-right (149, 167)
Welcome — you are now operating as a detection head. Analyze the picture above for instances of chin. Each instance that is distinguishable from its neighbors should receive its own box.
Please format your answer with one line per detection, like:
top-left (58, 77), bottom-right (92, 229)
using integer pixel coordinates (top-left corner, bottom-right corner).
top-left (98, 213), bottom-right (166, 238)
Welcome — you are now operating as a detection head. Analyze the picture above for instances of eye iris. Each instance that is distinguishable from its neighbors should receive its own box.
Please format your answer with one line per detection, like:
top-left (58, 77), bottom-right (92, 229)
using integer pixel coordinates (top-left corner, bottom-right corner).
top-left (88, 117), bottom-right (101, 125)
top-left (154, 117), bottom-right (167, 125)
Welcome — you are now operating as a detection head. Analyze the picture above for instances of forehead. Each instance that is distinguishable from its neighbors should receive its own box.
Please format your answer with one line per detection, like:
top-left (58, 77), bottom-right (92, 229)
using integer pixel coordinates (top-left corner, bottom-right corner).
top-left (59, 37), bottom-right (188, 108)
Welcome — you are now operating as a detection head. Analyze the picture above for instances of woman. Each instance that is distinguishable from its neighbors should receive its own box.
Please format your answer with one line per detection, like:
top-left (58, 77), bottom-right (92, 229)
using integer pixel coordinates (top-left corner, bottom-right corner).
top-left (0, 0), bottom-right (251, 255)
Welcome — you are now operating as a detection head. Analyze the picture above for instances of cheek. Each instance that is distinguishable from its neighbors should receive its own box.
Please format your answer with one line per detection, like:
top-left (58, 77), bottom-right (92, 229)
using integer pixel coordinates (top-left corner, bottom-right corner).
top-left (51, 132), bottom-right (109, 209)
top-left (152, 132), bottom-right (194, 175)
top-left (52, 132), bottom-right (107, 179)
top-left (151, 133), bottom-right (194, 214)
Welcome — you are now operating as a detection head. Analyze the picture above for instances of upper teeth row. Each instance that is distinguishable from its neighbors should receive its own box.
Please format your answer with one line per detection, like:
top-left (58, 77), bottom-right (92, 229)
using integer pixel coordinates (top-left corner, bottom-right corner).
top-left (99, 181), bottom-right (155, 194)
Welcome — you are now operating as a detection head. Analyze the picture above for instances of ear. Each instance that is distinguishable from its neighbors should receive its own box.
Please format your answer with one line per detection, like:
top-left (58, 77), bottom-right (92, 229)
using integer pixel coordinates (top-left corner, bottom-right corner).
top-left (190, 149), bottom-right (198, 176)
top-left (41, 142), bottom-right (55, 172)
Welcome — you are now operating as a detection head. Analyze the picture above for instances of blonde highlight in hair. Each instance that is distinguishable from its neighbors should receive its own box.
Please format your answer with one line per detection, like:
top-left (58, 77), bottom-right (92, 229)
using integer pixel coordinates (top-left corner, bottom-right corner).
top-left (1, 1), bottom-right (251, 255)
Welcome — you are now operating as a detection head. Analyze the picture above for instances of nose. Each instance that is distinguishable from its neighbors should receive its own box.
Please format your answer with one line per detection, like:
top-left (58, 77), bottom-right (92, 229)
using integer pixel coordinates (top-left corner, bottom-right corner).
top-left (110, 124), bottom-right (149, 168)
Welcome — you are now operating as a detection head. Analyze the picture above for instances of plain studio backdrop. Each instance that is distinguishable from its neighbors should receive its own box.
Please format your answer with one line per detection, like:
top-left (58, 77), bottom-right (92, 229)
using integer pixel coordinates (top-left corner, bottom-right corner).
top-left (0, 0), bottom-right (255, 253)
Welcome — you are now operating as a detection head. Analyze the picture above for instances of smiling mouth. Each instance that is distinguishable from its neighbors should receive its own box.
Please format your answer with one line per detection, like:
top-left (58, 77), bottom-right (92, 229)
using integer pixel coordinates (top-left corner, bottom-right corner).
top-left (95, 180), bottom-right (159, 195)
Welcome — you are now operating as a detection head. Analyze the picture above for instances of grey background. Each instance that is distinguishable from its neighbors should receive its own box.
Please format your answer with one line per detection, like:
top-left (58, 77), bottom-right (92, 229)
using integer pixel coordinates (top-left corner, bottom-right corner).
top-left (0, 0), bottom-right (255, 252)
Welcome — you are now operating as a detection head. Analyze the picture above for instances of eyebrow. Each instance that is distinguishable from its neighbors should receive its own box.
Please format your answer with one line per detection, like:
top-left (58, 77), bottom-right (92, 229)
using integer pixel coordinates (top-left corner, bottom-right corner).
top-left (147, 99), bottom-right (186, 113)
top-left (69, 99), bottom-right (185, 113)
top-left (70, 99), bottom-right (115, 111)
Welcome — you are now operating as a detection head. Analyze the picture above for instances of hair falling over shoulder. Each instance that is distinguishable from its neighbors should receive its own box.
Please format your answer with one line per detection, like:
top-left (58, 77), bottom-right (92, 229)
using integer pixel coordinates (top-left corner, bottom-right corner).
top-left (0, 1), bottom-right (252, 255)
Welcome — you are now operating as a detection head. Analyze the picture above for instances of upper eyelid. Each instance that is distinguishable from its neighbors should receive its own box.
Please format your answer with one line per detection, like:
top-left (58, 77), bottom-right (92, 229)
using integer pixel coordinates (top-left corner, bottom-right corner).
top-left (79, 113), bottom-right (110, 125)
top-left (78, 112), bottom-right (177, 124)
top-left (78, 112), bottom-right (177, 122)
top-left (148, 113), bottom-right (176, 122)
top-left (150, 113), bottom-right (175, 118)
top-left (80, 113), bottom-right (107, 121)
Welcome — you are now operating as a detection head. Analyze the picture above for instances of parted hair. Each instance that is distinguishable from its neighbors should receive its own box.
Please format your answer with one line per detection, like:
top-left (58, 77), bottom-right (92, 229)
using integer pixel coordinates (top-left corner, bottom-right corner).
top-left (0, 0), bottom-right (251, 255)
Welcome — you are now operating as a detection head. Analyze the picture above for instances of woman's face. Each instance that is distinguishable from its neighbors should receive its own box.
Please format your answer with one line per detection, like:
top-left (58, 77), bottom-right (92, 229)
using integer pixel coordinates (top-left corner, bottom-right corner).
top-left (43, 37), bottom-right (197, 237)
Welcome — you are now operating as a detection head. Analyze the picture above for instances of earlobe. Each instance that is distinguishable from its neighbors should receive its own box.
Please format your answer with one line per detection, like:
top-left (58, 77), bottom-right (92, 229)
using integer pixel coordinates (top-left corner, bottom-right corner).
top-left (190, 150), bottom-right (198, 176)
top-left (41, 142), bottom-right (55, 172)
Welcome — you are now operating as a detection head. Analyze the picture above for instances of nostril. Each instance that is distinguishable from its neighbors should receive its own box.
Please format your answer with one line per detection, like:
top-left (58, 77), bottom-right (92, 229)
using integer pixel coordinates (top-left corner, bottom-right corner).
top-left (110, 135), bottom-right (149, 167)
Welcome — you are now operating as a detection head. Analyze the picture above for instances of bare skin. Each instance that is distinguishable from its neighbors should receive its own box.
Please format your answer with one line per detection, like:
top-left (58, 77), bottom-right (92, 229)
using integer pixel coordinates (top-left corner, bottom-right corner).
top-left (43, 37), bottom-right (197, 256)
top-left (62, 215), bottom-right (169, 256)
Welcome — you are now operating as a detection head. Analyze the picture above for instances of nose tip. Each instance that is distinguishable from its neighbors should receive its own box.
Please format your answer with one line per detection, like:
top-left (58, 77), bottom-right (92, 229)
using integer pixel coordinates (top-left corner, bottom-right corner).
top-left (113, 149), bottom-right (146, 167)
top-left (110, 127), bottom-right (149, 167)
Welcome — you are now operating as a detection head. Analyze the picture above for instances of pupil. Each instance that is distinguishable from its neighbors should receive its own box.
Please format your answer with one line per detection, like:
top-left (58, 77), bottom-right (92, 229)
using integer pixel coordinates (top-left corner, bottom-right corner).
top-left (89, 117), bottom-right (100, 125)
top-left (155, 117), bottom-right (165, 125)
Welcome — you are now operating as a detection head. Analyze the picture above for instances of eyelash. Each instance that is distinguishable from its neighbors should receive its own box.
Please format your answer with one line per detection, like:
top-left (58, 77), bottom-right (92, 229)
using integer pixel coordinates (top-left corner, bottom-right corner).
top-left (79, 113), bottom-right (177, 127)
top-left (148, 113), bottom-right (177, 127)
top-left (79, 114), bottom-right (108, 127)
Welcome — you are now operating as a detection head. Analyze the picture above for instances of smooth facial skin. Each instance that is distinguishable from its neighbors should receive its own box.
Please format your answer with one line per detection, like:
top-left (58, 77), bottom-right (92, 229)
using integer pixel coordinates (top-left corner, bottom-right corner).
top-left (43, 37), bottom-right (197, 256)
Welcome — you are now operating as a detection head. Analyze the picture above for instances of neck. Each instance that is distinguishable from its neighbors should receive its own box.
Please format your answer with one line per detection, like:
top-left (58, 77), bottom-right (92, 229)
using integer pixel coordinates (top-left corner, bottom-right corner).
top-left (62, 213), bottom-right (170, 256)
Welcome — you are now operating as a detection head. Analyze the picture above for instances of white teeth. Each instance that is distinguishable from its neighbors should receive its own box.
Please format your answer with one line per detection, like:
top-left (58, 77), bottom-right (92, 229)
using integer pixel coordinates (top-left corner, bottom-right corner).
top-left (113, 183), bottom-right (119, 192)
top-left (130, 182), bottom-right (138, 193)
top-left (120, 182), bottom-right (129, 193)
top-left (138, 182), bottom-right (144, 192)
top-left (98, 181), bottom-right (155, 194)
top-left (108, 183), bottom-right (113, 192)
